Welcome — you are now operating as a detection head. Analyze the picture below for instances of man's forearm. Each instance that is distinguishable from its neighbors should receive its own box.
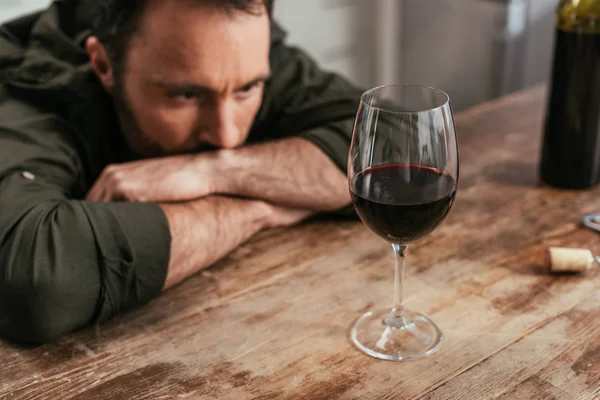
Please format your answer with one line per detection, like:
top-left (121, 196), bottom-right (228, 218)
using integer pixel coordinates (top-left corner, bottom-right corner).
top-left (215, 137), bottom-right (350, 211)
top-left (160, 196), bottom-right (312, 290)
top-left (85, 137), bottom-right (351, 210)
top-left (160, 196), bottom-right (268, 290)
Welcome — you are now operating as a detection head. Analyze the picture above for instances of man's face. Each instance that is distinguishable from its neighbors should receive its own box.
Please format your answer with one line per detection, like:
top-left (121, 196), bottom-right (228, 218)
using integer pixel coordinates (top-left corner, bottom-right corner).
top-left (114, 1), bottom-right (271, 157)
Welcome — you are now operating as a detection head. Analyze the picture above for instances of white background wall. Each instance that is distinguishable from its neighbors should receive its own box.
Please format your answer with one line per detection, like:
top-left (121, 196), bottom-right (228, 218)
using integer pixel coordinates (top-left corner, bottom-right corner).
top-left (272, 0), bottom-right (376, 89)
top-left (524, 0), bottom-right (559, 87)
top-left (277, 0), bottom-right (559, 111)
top-left (0, 0), bottom-right (50, 23)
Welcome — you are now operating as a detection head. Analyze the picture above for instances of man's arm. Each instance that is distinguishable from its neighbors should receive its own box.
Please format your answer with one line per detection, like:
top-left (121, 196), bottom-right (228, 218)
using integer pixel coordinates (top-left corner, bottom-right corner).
top-left (0, 125), bottom-right (171, 344)
top-left (85, 136), bottom-right (351, 211)
top-left (0, 127), bottom-right (308, 343)
top-left (160, 196), bottom-right (311, 290)
top-left (0, 84), bottom-right (310, 344)
top-left (213, 137), bottom-right (350, 211)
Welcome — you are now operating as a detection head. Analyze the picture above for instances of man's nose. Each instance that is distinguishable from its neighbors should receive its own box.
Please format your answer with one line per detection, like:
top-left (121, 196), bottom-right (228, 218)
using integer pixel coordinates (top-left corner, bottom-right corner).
top-left (200, 100), bottom-right (239, 149)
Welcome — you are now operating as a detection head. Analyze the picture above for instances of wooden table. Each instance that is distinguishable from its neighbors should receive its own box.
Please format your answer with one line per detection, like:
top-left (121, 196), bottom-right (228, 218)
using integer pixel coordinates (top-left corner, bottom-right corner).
top-left (2, 85), bottom-right (600, 399)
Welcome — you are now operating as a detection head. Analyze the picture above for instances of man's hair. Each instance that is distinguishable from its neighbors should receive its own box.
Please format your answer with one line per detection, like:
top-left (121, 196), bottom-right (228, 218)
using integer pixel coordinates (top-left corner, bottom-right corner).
top-left (85, 0), bottom-right (273, 73)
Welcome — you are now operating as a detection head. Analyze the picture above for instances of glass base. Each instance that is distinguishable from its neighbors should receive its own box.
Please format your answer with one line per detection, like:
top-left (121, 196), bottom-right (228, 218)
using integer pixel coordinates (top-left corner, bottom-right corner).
top-left (350, 308), bottom-right (442, 361)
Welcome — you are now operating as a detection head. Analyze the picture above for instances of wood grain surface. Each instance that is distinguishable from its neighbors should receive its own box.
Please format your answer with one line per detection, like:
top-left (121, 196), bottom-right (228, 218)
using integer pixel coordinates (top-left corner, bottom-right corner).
top-left (2, 85), bottom-right (600, 399)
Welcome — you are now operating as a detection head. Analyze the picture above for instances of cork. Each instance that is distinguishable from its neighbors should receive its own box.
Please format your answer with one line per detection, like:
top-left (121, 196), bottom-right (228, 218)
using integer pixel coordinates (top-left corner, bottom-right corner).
top-left (544, 247), bottom-right (595, 273)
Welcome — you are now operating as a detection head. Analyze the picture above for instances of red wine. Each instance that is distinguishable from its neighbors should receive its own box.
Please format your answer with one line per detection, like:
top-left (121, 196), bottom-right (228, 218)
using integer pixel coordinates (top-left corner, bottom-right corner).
top-left (350, 164), bottom-right (456, 244)
top-left (540, 16), bottom-right (600, 189)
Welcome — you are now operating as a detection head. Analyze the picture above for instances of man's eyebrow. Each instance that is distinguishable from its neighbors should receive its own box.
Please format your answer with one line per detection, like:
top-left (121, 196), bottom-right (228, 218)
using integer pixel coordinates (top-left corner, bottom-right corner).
top-left (150, 73), bottom-right (272, 93)
top-left (234, 74), bottom-right (271, 91)
top-left (151, 79), bottom-right (213, 93)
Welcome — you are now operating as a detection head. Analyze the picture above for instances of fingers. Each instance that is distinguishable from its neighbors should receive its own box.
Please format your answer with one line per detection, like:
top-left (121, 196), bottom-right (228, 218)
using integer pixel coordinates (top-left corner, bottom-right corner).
top-left (85, 181), bottom-right (103, 201)
top-left (85, 166), bottom-right (128, 202)
top-left (87, 182), bottom-right (127, 202)
top-left (84, 158), bottom-right (209, 203)
top-left (85, 174), bottom-right (118, 202)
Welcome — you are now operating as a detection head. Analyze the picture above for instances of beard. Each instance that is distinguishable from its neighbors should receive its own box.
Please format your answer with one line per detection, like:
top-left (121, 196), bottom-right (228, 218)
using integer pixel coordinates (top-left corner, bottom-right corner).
top-left (112, 77), bottom-right (165, 159)
top-left (111, 80), bottom-right (217, 159)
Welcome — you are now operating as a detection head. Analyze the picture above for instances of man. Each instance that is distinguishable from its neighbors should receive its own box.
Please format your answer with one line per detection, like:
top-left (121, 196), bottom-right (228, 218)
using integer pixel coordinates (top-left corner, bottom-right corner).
top-left (0, 0), bottom-right (362, 344)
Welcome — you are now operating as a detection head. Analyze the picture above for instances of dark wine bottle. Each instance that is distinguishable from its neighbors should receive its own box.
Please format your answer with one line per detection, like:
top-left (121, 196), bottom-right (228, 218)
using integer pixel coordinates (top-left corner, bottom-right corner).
top-left (540, 0), bottom-right (600, 189)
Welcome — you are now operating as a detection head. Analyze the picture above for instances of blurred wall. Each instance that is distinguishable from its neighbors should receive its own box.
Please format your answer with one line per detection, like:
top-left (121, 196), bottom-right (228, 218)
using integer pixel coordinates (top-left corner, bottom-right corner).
top-left (275, 0), bottom-right (559, 111)
top-left (524, 0), bottom-right (559, 87)
top-left (0, 0), bottom-right (50, 23)
top-left (272, 0), bottom-right (376, 90)
top-left (2, 0), bottom-right (559, 111)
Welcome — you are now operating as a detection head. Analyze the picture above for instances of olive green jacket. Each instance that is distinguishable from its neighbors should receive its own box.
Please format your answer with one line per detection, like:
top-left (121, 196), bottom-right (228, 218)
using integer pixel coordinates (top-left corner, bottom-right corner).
top-left (0, 0), bottom-right (362, 343)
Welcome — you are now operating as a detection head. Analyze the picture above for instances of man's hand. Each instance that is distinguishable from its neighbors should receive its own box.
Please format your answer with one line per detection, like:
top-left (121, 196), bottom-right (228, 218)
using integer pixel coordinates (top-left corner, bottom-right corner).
top-left (85, 154), bottom-right (217, 202)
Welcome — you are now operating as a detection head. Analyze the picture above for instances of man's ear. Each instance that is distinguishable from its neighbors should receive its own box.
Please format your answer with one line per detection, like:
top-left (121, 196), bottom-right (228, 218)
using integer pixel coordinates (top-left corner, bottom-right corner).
top-left (86, 36), bottom-right (115, 94)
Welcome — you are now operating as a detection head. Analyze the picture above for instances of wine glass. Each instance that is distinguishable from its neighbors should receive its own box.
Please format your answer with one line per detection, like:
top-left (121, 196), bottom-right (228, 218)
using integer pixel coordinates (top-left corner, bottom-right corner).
top-left (348, 85), bottom-right (459, 361)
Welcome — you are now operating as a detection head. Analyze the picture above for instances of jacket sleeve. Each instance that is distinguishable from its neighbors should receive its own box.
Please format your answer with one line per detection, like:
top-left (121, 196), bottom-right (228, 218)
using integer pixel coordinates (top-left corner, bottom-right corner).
top-left (252, 23), bottom-right (364, 173)
top-left (0, 86), bottom-right (171, 344)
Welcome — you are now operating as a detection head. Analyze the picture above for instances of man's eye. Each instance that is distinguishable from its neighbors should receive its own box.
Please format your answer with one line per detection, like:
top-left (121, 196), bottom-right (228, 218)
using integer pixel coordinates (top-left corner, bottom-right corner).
top-left (174, 92), bottom-right (197, 101)
top-left (241, 83), bottom-right (258, 93)
top-left (237, 82), bottom-right (263, 98)
top-left (167, 90), bottom-right (206, 102)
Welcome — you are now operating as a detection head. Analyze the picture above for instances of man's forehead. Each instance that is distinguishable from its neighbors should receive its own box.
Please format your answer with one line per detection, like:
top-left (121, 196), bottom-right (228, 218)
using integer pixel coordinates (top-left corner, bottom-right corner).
top-left (131, 1), bottom-right (270, 55)
top-left (126, 1), bottom-right (271, 91)
top-left (136, 0), bottom-right (270, 37)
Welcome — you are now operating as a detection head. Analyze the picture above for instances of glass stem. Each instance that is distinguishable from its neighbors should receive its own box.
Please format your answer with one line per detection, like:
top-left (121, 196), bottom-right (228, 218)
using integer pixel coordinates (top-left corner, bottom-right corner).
top-left (386, 244), bottom-right (407, 327)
